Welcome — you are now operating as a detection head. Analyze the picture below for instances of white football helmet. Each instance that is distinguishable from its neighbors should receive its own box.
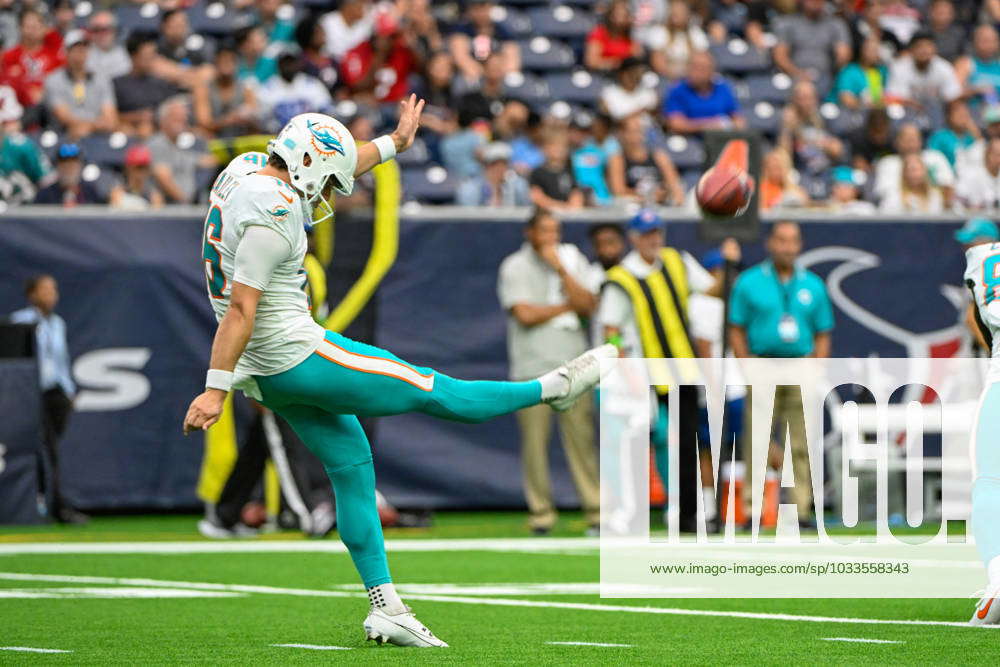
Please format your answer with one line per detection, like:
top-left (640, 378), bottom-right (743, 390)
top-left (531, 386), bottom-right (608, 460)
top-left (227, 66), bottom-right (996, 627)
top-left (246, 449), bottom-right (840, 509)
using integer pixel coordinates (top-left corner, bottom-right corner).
top-left (268, 112), bottom-right (357, 226)
top-left (224, 151), bottom-right (268, 178)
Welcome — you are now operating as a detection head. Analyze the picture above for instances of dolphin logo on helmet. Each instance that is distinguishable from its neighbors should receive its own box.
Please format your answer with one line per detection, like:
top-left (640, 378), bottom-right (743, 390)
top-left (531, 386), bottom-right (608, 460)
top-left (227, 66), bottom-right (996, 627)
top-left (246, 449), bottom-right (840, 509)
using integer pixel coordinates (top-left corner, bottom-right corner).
top-left (307, 119), bottom-right (346, 157)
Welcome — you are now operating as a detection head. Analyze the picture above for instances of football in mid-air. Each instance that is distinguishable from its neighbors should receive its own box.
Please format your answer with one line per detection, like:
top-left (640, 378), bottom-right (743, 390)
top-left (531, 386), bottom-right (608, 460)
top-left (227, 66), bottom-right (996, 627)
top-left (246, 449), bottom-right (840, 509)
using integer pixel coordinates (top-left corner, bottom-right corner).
top-left (696, 165), bottom-right (755, 217)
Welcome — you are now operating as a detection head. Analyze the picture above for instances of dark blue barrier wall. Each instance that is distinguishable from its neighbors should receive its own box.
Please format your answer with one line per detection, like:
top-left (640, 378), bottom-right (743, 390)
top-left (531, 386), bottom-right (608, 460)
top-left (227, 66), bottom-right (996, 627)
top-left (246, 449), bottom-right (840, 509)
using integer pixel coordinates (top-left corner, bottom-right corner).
top-left (0, 214), bottom-right (968, 510)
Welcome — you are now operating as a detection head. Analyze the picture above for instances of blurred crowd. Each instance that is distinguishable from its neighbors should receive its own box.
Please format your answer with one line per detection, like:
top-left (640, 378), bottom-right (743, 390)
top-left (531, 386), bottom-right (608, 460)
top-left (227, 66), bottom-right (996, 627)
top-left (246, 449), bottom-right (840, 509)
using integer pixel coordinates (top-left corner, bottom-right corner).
top-left (3, 0), bottom-right (1000, 213)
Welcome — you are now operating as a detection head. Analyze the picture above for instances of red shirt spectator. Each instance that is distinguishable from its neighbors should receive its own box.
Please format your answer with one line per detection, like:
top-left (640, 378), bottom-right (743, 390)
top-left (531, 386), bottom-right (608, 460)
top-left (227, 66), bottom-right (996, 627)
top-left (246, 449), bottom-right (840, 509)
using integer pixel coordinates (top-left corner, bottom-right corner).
top-left (1, 10), bottom-right (65, 107)
top-left (584, 0), bottom-right (639, 71)
top-left (341, 26), bottom-right (416, 104)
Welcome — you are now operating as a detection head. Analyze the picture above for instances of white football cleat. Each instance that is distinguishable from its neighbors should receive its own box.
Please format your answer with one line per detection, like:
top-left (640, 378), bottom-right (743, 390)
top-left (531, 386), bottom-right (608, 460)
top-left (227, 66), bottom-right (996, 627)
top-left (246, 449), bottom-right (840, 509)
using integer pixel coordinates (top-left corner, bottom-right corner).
top-left (547, 343), bottom-right (618, 412)
top-left (364, 606), bottom-right (448, 647)
top-left (970, 585), bottom-right (1000, 625)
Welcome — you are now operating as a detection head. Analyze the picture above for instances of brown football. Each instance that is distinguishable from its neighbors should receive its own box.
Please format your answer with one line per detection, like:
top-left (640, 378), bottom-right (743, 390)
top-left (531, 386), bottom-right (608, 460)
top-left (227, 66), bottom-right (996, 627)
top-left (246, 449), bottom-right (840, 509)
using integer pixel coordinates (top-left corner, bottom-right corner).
top-left (696, 166), bottom-right (754, 217)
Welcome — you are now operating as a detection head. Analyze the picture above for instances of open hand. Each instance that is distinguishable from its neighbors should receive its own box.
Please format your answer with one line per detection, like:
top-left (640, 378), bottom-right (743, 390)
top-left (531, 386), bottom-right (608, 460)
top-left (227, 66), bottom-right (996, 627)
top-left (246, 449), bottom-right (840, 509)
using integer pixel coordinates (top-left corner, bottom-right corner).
top-left (390, 94), bottom-right (426, 153)
top-left (183, 389), bottom-right (226, 435)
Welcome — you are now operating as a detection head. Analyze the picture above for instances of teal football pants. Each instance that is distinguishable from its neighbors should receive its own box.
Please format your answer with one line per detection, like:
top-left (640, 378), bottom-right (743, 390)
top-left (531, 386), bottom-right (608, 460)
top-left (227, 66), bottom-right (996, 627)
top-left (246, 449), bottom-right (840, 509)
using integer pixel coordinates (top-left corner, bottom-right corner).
top-left (256, 331), bottom-right (542, 587)
top-left (973, 383), bottom-right (1000, 571)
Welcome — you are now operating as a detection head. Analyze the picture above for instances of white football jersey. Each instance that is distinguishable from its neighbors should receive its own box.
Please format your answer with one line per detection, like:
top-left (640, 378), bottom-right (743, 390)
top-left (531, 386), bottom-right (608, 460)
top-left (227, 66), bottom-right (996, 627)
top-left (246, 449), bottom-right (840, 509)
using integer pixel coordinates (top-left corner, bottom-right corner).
top-left (964, 242), bottom-right (1000, 381)
top-left (203, 162), bottom-right (324, 389)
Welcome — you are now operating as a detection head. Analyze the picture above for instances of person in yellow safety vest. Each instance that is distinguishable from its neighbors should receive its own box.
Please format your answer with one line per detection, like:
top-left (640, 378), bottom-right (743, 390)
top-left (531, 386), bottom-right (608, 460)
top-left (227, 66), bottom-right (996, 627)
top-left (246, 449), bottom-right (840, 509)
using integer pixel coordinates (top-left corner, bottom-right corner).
top-left (595, 208), bottom-right (739, 533)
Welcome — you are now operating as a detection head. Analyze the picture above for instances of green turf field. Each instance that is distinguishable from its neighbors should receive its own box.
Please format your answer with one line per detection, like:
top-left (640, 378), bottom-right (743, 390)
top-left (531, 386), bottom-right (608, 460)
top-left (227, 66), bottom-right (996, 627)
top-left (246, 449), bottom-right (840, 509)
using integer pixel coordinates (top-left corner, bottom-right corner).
top-left (0, 513), bottom-right (994, 664)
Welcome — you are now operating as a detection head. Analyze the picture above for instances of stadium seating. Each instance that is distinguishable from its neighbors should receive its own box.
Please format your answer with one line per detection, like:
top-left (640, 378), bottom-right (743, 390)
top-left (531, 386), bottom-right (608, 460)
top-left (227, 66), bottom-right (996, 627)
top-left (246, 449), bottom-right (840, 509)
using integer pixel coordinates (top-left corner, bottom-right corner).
top-left (526, 5), bottom-right (595, 41)
top-left (401, 165), bottom-right (459, 204)
top-left (544, 70), bottom-right (606, 107)
top-left (518, 37), bottom-right (577, 72)
top-left (503, 71), bottom-right (552, 110)
top-left (709, 40), bottom-right (771, 76)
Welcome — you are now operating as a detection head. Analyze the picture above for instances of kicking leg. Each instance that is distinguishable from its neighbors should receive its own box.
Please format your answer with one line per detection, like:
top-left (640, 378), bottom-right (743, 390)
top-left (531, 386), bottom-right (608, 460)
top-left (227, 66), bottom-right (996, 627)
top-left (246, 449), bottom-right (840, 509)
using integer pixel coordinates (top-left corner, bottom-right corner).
top-left (257, 331), bottom-right (614, 423)
top-left (274, 403), bottom-right (447, 646)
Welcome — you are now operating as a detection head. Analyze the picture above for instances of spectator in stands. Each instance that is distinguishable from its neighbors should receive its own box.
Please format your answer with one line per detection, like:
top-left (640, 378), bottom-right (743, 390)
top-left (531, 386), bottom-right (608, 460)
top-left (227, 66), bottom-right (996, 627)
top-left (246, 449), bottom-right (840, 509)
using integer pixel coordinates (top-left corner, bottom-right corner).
top-left (114, 32), bottom-right (178, 137)
top-left (759, 146), bottom-right (809, 210)
top-left (957, 105), bottom-right (1000, 176)
top-left (44, 30), bottom-right (118, 140)
top-left (449, 0), bottom-right (518, 82)
top-left (158, 9), bottom-right (211, 69)
top-left (259, 50), bottom-right (333, 133)
top-left (322, 0), bottom-right (374, 62)
top-left (928, 100), bottom-right (980, 168)
top-left (530, 132), bottom-right (585, 210)
top-left (880, 153), bottom-right (947, 213)
top-left (341, 11), bottom-right (419, 104)
top-left (779, 79), bottom-right (843, 175)
top-left (772, 0), bottom-right (851, 83)
top-left (497, 208), bottom-right (601, 536)
top-left (440, 110), bottom-right (489, 179)
top-left (456, 51), bottom-right (508, 125)
top-left (10, 275), bottom-right (86, 524)
top-left (148, 97), bottom-right (216, 204)
top-left (849, 107), bottom-right (894, 172)
top-left (235, 25), bottom-right (277, 84)
top-left (662, 50), bottom-right (743, 134)
top-left (874, 122), bottom-right (954, 205)
top-left (830, 35), bottom-right (887, 110)
top-left (826, 165), bottom-right (875, 214)
top-left (51, 0), bottom-right (75, 38)
top-left (569, 111), bottom-right (617, 206)
top-left (295, 13), bottom-right (338, 91)
top-left (647, 0), bottom-right (709, 81)
top-left (109, 144), bottom-right (164, 210)
top-left (0, 8), bottom-right (64, 115)
top-left (402, 0), bottom-right (444, 60)
top-left (886, 30), bottom-right (962, 108)
top-left (632, 0), bottom-right (669, 48)
top-left (740, 0), bottom-right (786, 52)
top-left (192, 45), bottom-right (259, 139)
top-left (875, 0), bottom-right (921, 48)
top-left (600, 57), bottom-right (659, 122)
top-left (254, 0), bottom-right (296, 45)
top-left (86, 11), bottom-right (131, 80)
top-left (958, 24), bottom-right (1000, 105)
top-left (585, 0), bottom-right (642, 72)
top-left (457, 141), bottom-right (530, 206)
top-left (34, 142), bottom-right (106, 206)
top-left (0, 85), bottom-right (49, 206)
top-left (608, 114), bottom-right (684, 204)
top-left (956, 137), bottom-right (1000, 210)
top-left (500, 103), bottom-right (544, 175)
top-left (412, 51), bottom-right (458, 141)
top-left (928, 0), bottom-right (966, 63)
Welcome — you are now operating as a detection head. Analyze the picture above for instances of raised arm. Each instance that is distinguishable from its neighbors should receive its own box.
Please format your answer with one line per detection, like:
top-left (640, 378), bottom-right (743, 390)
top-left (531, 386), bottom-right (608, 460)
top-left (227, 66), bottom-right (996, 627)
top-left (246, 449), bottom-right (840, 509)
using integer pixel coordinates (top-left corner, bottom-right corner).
top-left (354, 94), bottom-right (425, 177)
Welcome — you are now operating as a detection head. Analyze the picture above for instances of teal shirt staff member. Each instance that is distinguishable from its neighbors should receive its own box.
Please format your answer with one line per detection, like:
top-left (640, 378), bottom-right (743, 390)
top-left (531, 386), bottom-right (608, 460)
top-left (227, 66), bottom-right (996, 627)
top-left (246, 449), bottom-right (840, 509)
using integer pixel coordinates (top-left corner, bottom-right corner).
top-left (728, 221), bottom-right (834, 358)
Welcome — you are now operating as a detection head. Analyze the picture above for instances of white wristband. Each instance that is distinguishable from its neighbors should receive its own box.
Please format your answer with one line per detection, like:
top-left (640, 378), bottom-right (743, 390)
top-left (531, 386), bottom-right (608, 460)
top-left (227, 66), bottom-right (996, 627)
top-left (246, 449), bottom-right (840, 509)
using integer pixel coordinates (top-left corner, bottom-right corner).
top-left (205, 369), bottom-right (233, 392)
top-left (373, 135), bottom-right (397, 164)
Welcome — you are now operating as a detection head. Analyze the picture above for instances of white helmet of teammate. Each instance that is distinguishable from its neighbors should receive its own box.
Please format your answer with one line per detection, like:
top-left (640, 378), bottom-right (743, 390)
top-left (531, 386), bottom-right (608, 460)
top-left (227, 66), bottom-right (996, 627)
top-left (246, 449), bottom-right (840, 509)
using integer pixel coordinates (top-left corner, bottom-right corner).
top-left (268, 112), bottom-right (357, 226)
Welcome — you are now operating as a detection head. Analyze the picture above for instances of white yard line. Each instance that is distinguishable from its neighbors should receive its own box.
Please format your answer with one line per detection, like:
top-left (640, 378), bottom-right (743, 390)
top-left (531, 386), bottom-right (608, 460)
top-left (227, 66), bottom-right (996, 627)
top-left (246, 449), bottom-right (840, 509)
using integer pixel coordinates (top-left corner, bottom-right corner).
top-left (821, 637), bottom-right (904, 644)
top-left (0, 646), bottom-right (72, 653)
top-left (546, 641), bottom-right (633, 647)
top-left (0, 572), bottom-right (992, 630)
top-left (0, 538), bottom-right (598, 555)
top-left (271, 643), bottom-right (352, 650)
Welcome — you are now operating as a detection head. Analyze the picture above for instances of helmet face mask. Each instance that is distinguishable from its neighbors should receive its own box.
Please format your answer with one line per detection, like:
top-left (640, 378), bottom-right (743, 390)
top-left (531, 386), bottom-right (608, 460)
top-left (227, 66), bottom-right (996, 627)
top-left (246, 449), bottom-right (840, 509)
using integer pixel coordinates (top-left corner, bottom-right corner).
top-left (267, 112), bottom-right (357, 226)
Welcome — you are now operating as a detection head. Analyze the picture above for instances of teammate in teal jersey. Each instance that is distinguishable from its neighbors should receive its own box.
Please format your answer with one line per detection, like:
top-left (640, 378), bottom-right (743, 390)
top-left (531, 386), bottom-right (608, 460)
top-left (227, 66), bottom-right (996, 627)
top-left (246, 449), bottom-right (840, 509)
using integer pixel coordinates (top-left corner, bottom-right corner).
top-left (183, 95), bottom-right (615, 647)
top-left (965, 240), bottom-right (1000, 625)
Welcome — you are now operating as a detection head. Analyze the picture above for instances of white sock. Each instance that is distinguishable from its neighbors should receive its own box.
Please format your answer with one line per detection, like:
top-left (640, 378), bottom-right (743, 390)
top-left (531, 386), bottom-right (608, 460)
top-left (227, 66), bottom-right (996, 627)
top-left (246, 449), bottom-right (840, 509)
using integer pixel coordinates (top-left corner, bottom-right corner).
top-left (702, 487), bottom-right (717, 521)
top-left (988, 555), bottom-right (1000, 588)
top-left (367, 582), bottom-right (406, 614)
top-left (538, 368), bottom-right (569, 400)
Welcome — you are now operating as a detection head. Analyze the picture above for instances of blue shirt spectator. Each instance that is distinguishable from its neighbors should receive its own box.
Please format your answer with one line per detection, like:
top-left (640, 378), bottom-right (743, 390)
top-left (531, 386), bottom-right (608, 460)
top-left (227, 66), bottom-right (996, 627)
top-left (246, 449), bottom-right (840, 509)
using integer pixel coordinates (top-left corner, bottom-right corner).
top-left (10, 278), bottom-right (76, 397)
top-left (729, 222), bottom-right (833, 358)
top-left (662, 52), bottom-right (742, 134)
